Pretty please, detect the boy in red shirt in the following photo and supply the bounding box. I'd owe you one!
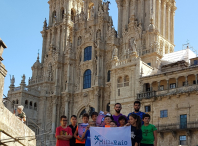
[55,115,73,146]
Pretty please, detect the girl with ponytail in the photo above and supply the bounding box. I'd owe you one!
[126,114,142,146]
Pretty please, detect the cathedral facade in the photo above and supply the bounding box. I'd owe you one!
[5,0,198,146]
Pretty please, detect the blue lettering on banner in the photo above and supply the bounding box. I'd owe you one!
[94,135,128,146]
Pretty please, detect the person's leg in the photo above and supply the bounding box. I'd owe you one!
[140,144,154,146]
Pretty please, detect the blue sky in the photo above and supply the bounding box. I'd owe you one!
[1,0,198,96]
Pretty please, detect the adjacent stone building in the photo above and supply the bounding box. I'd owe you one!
[0,39,36,146]
[4,0,198,145]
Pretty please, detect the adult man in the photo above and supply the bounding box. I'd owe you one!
[128,101,145,125]
[112,103,127,127]
[56,115,72,146]
[14,105,26,122]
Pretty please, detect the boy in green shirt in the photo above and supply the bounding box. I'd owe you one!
[140,114,157,146]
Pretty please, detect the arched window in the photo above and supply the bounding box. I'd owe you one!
[52,11,56,23]
[71,9,75,22]
[12,100,15,107]
[16,99,19,104]
[83,69,91,89]
[65,81,67,90]
[61,8,64,19]
[89,107,95,116]
[34,103,37,110]
[79,109,86,118]
[124,75,129,86]
[117,77,123,88]
[30,101,33,109]
[107,70,111,82]
[106,103,110,112]
[25,100,28,108]
[84,46,92,61]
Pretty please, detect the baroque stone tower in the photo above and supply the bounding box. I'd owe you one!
[116,0,176,68]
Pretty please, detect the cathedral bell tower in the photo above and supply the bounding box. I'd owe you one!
[116,0,177,68]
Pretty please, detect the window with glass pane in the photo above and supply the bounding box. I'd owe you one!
[160,85,164,90]
[180,115,187,129]
[179,136,187,145]
[145,106,151,112]
[84,46,92,61]
[170,83,176,89]
[83,69,91,89]
[107,70,111,82]
[147,63,151,66]
[160,110,168,118]
[194,60,198,65]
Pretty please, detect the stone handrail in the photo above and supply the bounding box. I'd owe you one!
[0,104,36,146]
[14,86,21,91]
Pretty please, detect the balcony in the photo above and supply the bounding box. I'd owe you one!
[137,91,157,99]
[156,121,198,132]
[137,84,198,100]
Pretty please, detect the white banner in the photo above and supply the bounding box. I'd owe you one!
[90,126,131,146]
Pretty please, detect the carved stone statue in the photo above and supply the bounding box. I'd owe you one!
[112,47,118,59]
[11,75,15,85]
[104,1,110,12]
[43,18,47,30]
[22,74,26,83]
[96,30,101,40]
[91,7,94,18]
[129,38,137,53]
[78,36,82,46]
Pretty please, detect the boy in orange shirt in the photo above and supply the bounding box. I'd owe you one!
[74,113,89,146]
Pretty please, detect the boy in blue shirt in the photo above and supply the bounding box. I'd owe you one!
[80,121,96,146]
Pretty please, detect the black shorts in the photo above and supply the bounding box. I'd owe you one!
[140,144,154,146]
[75,144,85,146]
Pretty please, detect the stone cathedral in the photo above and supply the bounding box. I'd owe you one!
[4,0,198,145]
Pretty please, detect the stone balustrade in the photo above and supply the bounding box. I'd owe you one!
[155,121,198,132]
[137,84,198,100]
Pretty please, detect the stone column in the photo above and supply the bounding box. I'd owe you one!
[65,96,69,118]
[158,81,160,91]
[156,0,161,32]
[150,83,152,92]
[161,0,166,37]
[41,32,47,63]
[49,5,53,26]
[171,7,176,44]
[176,78,178,88]
[185,76,188,86]
[167,80,169,90]
[51,28,56,46]
[55,68,59,95]
[52,98,57,134]
[56,26,61,51]
[117,0,123,37]
[166,3,171,41]
[125,0,130,27]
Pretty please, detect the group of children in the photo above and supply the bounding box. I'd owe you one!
[55,102,157,146]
